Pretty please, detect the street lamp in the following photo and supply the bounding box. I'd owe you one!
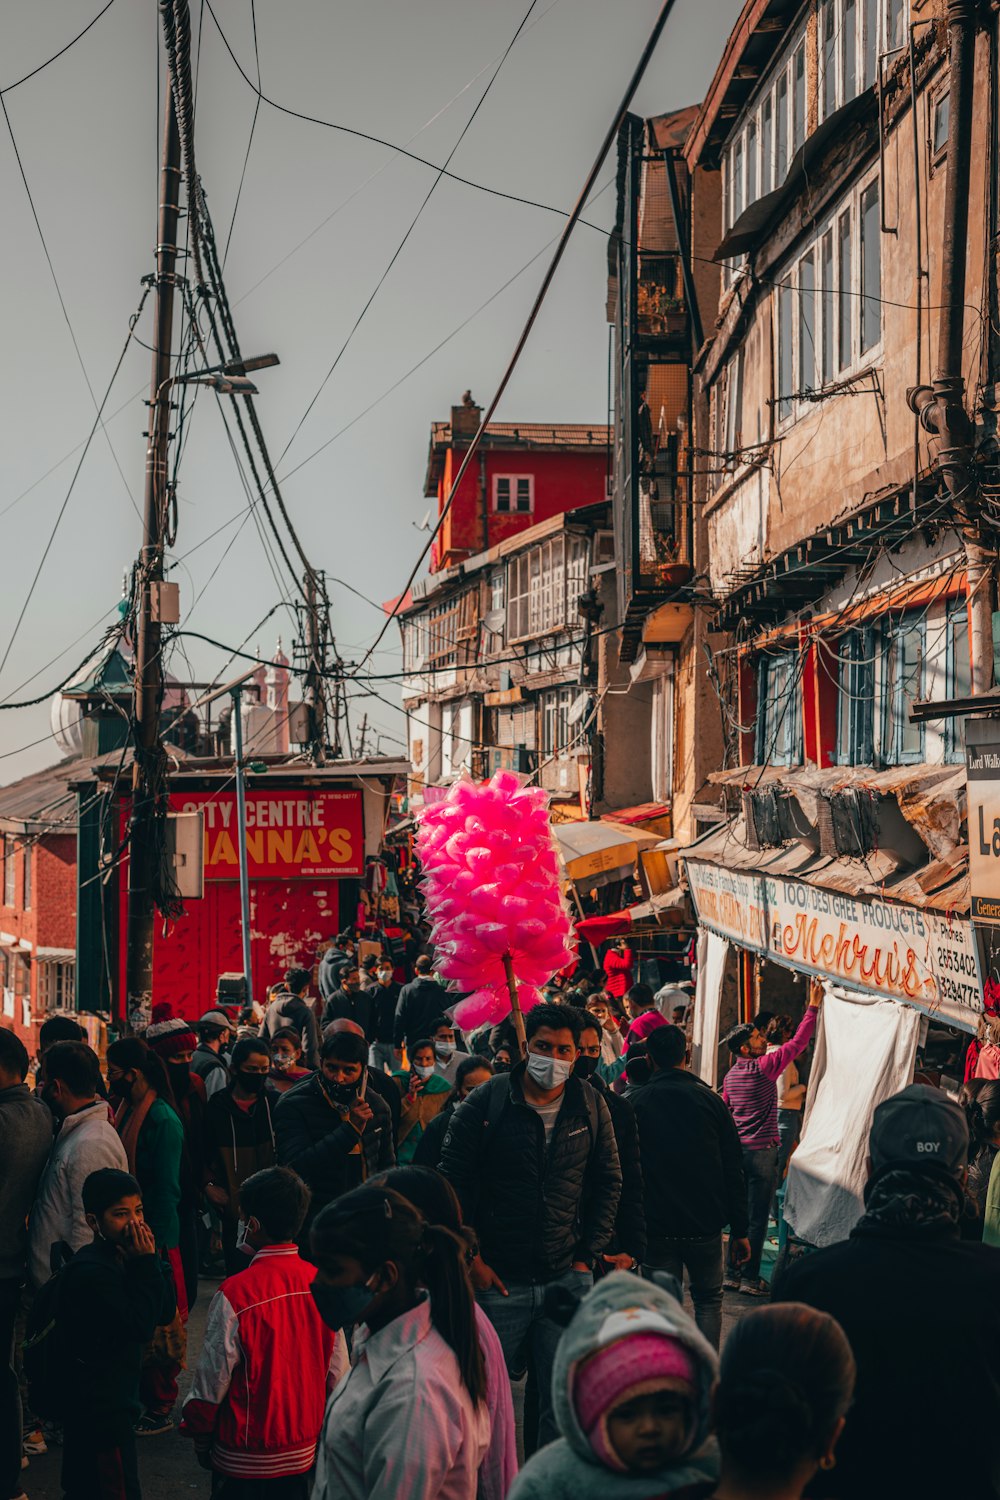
[156,352,280,405]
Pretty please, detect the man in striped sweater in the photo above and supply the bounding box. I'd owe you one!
[721,989,821,1296]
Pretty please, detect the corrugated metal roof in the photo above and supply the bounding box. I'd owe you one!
[0,754,97,829]
[429,421,611,448]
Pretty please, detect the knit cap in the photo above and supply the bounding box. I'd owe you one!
[146,1012,198,1059]
[574,1329,697,1472]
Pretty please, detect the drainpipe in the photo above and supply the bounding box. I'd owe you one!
[906,0,992,690]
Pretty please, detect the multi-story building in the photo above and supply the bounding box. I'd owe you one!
[605,104,725,844]
[675,0,996,1235]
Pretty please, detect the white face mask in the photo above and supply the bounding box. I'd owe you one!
[434,1043,455,1061]
[414,1063,435,1080]
[526,1052,573,1090]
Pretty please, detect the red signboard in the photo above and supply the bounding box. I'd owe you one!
[171,789,364,880]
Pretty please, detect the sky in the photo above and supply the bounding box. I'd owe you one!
[0,0,738,782]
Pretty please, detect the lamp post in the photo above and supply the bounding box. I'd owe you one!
[231,682,254,1007]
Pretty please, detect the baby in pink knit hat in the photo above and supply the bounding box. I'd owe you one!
[507,1272,719,1500]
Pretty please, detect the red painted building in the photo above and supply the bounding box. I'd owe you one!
[75,756,406,1026]
[425,394,611,571]
[0,756,84,1051]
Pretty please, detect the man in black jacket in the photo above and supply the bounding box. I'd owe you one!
[317,933,355,1005]
[259,967,320,1068]
[274,1030,394,1237]
[440,1002,621,1449]
[632,1024,749,1348]
[773,1084,1000,1500]
[58,1168,175,1499]
[321,966,374,1040]
[366,958,401,1073]
[575,1018,646,1271]
[392,956,451,1052]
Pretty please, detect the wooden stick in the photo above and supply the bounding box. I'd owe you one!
[503,952,527,1059]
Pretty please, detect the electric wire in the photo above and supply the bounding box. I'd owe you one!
[276,0,543,468]
[0,0,117,94]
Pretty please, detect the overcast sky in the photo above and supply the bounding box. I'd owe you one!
[0,0,737,780]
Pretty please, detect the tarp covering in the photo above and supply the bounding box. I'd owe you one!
[691,929,728,1088]
[783,983,922,1248]
[554,819,662,885]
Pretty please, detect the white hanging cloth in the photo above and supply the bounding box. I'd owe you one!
[783,982,922,1249]
[691,929,728,1088]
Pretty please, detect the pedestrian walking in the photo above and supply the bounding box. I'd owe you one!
[274,1030,394,1236]
[259,968,321,1070]
[317,933,356,1006]
[268,1027,314,1095]
[203,1039,278,1275]
[0,1027,52,1490]
[721,991,819,1295]
[506,1272,719,1500]
[439,1002,622,1449]
[764,1015,806,1210]
[55,1168,175,1500]
[393,956,451,1053]
[427,1016,470,1087]
[632,1026,749,1348]
[323,1018,401,1140]
[412,1056,494,1169]
[371,1164,518,1500]
[602,940,634,1001]
[322,966,374,1040]
[392,1041,452,1163]
[584,994,623,1067]
[622,986,667,1053]
[365,959,401,1074]
[310,1183,490,1500]
[964,1080,1000,1240]
[773,1083,1000,1499]
[574,1019,646,1273]
[106,1038,186,1434]
[28,1042,128,1289]
[191,1011,233,1100]
[144,1015,207,1311]
[709,1303,854,1500]
[181,1167,336,1496]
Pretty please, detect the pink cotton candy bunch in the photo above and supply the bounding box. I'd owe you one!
[416,770,576,1031]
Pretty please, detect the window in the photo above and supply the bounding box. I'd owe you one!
[836,628,876,765]
[774,177,881,425]
[761,95,773,196]
[860,182,881,353]
[886,0,905,54]
[932,92,950,161]
[775,72,789,184]
[733,135,744,225]
[746,120,757,205]
[2,838,13,908]
[725,349,744,461]
[778,279,794,421]
[945,606,971,762]
[403,618,427,674]
[22,846,31,911]
[863,0,879,87]
[540,686,574,759]
[798,250,816,393]
[885,618,925,762]
[822,0,891,117]
[39,960,75,1011]
[843,0,857,101]
[507,535,587,641]
[756,652,802,767]
[822,0,837,118]
[792,44,806,156]
[494,475,533,514]
[426,598,461,666]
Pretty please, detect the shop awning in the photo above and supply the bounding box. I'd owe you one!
[555,819,663,885]
[573,886,691,943]
[575,910,635,943]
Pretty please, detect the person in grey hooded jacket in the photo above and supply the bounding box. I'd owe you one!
[507,1272,719,1500]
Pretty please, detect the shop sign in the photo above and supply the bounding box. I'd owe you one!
[685,860,982,1031]
[171,790,364,879]
[967,725,1000,924]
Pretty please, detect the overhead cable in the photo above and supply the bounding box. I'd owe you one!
[0,0,117,94]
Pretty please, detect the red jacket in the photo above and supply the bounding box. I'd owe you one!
[602,946,635,999]
[181,1244,335,1477]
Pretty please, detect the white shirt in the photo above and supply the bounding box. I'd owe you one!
[313,1296,490,1500]
[28,1101,127,1287]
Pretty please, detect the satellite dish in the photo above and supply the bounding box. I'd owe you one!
[483,610,505,635]
[567,693,590,726]
[412,509,432,532]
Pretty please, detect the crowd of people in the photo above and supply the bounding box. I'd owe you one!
[2,933,1000,1500]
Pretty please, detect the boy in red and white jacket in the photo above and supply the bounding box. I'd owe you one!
[181,1167,341,1497]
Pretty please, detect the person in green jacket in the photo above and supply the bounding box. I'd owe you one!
[107,1038,186,1435]
[966,1082,1000,1246]
[392,1040,451,1163]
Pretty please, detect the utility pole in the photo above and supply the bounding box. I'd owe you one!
[357,714,369,758]
[124,71,182,1030]
[303,568,328,763]
[231,683,254,1004]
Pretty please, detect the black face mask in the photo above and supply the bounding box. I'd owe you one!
[41,1084,63,1119]
[237,1073,267,1097]
[574,1055,600,1080]
[167,1062,190,1096]
[108,1076,133,1104]
[493,1061,511,1074]
[323,1076,360,1108]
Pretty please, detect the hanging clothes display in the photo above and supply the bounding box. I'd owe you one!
[783,982,922,1249]
[691,929,728,1088]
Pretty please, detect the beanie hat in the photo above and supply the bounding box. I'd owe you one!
[574,1332,697,1472]
[146,1015,198,1059]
